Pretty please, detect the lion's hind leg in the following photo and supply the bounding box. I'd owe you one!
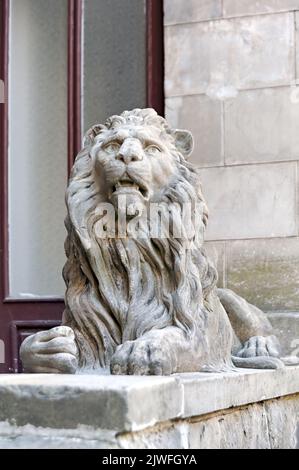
[232,336,299,369]
[232,335,284,369]
[217,288,285,369]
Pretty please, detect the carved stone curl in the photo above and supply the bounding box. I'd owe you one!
[20,109,297,374]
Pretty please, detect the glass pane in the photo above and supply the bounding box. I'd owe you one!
[9,0,68,298]
[82,0,146,131]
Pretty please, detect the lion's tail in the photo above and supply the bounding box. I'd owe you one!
[231,355,285,369]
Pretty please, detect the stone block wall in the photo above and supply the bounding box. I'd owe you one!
[164,1,299,323]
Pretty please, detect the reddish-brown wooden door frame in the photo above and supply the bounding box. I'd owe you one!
[0,0,82,373]
[146,0,164,116]
[0,0,164,373]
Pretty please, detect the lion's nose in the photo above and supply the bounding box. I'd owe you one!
[117,150,143,165]
[117,140,143,164]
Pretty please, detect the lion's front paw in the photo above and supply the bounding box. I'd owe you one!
[110,338,175,376]
[20,326,79,374]
[236,335,280,359]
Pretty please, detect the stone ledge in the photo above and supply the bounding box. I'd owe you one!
[0,374,182,432]
[0,367,298,434]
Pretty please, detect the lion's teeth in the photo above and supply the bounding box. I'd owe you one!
[114,182,139,190]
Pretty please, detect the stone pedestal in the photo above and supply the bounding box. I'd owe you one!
[0,367,298,449]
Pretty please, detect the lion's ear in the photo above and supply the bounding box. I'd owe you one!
[82,124,104,148]
[173,129,194,158]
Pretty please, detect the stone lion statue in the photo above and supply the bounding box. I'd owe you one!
[20,108,295,374]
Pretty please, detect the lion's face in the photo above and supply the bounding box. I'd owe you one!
[90,124,180,209]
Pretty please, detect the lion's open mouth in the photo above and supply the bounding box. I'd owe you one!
[111,177,149,199]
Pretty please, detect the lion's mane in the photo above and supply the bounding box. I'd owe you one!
[62,109,218,369]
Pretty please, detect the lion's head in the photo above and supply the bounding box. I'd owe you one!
[86,108,194,207]
[62,109,217,369]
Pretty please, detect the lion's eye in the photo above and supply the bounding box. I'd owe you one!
[145,145,161,155]
[104,142,120,153]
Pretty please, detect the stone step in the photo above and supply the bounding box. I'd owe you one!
[0,367,298,448]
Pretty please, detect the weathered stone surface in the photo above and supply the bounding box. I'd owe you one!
[0,371,298,448]
[226,238,299,312]
[166,95,223,167]
[21,109,236,376]
[268,312,299,356]
[1,396,297,449]
[264,396,299,449]
[1,369,299,429]
[177,367,299,418]
[21,108,288,377]
[189,396,299,449]
[0,374,183,432]
[127,397,286,450]
[164,0,222,25]
[189,402,271,449]
[118,422,188,449]
[223,0,299,17]
[0,422,119,449]
[165,13,294,97]
[200,163,297,240]
[225,87,299,164]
